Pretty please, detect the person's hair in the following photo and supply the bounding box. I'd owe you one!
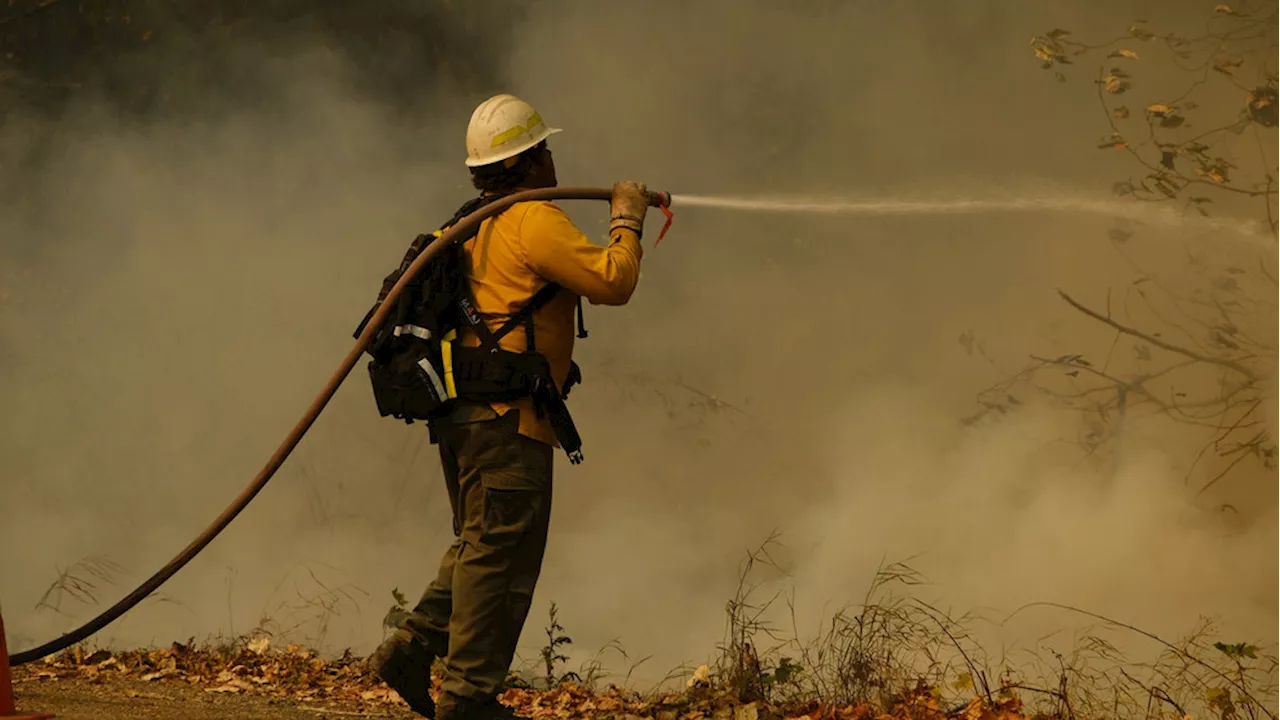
[469,141,545,193]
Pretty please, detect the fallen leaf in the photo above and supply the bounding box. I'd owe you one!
[1214,4,1236,14]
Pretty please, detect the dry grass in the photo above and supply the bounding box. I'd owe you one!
[21,542,1276,720]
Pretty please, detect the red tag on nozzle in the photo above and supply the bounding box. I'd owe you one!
[655,203,674,246]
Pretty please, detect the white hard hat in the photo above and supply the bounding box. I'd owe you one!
[464,93,562,168]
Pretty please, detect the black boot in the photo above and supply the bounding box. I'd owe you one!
[368,629,438,717]
[436,694,523,720]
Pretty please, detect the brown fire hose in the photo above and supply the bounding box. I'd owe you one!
[8,186,673,666]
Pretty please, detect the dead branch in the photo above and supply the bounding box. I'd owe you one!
[1057,290,1257,379]
[1007,601,1277,720]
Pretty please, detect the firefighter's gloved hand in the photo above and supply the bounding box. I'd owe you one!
[610,181,648,237]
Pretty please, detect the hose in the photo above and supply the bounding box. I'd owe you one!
[8,185,672,666]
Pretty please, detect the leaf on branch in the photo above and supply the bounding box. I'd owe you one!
[1213,642,1259,659]
[1248,84,1278,127]
[1213,4,1237,15]
[1160,150,1176,169]
[1113,106,1130,119]
[1179,141,1210,158]
[1146,173,1183,198]
[1198,165,1230,183]
[1054,354,1092,368]
[1129,26,1156,41]
[1108,49,1139,60]
[1045,28,1071,39]
[1213,57,1244,76]
[1098,133,1127,149]
[1033,43,1073,69]
[1148,104,1188,129]
[1103,74,1131,94]
[1206,687,1232,711]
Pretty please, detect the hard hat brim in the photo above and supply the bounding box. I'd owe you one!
[465,126,562,168]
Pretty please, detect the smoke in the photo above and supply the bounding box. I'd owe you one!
[1,0,1275,690]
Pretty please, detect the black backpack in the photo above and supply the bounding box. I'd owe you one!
[353,195,588,462]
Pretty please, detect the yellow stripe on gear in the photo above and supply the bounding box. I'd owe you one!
[441,329,458,399]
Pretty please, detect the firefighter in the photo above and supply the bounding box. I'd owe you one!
[368,93,650,720]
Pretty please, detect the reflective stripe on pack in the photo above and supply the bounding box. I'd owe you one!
[393,324,432,340]
[416,357,446,401]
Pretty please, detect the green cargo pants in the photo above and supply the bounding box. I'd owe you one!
[400,404,553,716]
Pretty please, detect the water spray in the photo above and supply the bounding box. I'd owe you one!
[669,192,1276,251]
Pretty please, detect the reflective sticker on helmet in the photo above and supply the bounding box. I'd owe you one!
[489,112,544,149]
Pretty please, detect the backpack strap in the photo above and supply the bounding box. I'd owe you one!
[457,281,563,353]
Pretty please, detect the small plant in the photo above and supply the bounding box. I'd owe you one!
[715,532,788,704]
[540,602,582,688]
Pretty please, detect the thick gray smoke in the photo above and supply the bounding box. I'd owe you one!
[1,0,1274,688]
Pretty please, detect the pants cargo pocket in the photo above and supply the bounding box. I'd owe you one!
[480,484,540,547]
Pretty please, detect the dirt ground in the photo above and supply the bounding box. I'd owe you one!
[12,675,421,720]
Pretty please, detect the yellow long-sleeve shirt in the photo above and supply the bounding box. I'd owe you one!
[453,199,643,446]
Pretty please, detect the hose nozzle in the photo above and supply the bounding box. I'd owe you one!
[646,190,671,208]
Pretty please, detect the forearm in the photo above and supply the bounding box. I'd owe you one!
[587,227,643,305]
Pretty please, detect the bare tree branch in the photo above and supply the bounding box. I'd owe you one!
[1056,290,1258,379]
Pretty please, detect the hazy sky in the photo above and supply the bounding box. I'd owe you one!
[1,0,1275,690]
